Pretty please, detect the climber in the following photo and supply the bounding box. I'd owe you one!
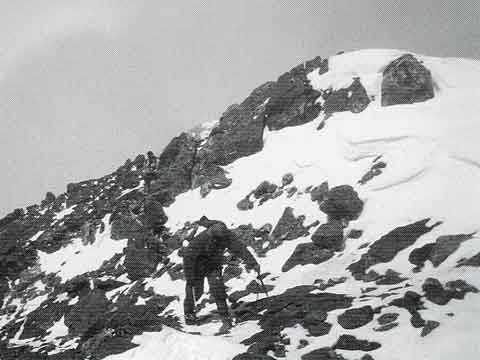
[182,217,260,333]
[81,221,96,245]
[143,151,158,194]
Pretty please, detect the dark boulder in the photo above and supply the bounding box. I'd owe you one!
[311,221,344,252]
[304,322,332,337]
[409,243,436,268]
[334,334,381,352]
[319,185,363,221]
[337,306,374,329]
[237,197,254,211]
[281,173,294,187]
[381,54,434,106]
[422,278,451,305]
[282,244,333,272]
[253,181,278,199]
[272,207,309,241]
[323,77,370,117]
[377,312,399,325]
[246,280,275,294]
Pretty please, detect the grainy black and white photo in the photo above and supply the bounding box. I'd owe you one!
[0,1,479,359]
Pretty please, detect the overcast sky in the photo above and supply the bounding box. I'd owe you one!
[0,0,479,216]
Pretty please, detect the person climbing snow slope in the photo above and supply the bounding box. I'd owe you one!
[143,151,158,194]
[182,218,260,334]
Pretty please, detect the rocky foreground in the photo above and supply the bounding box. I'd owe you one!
[1,49,480,360]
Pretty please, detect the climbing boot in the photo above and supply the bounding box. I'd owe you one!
[184,313,197,325]
[216,316,233,335]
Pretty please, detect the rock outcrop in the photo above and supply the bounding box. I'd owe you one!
[319,185,363,221]
[323,77,371,117]
[381,54,434,106]
[265,57,328,130]
[349,219,441,278]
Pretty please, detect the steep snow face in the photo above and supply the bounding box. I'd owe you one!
[162,50,480,359]
[2,49,480,360]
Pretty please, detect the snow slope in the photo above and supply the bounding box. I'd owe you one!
[151,49,480,359]
[2,49,480,360]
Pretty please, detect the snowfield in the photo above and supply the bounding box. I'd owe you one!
[2,49,480,360]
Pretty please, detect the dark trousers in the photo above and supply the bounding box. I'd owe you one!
[184,269,228,316]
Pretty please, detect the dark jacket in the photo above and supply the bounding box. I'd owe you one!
[183,227,258,283]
